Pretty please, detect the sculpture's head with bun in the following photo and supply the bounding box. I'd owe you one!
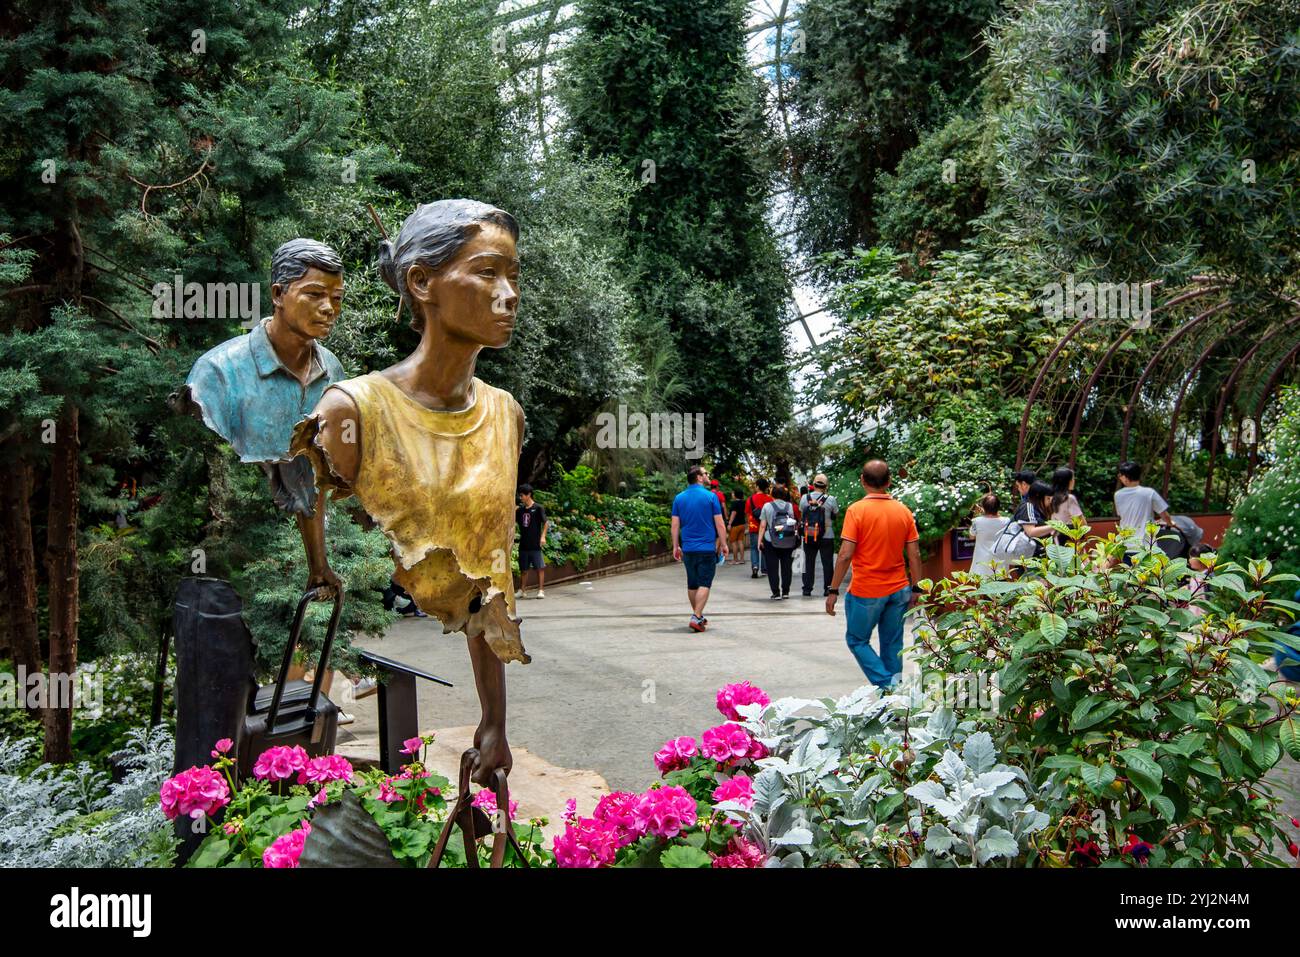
[377,199,520,349]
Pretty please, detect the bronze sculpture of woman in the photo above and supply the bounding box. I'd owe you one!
[292,200,526,787]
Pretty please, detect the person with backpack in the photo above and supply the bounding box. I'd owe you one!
[757,484,799,599]
[744,477,774,578]
[798,473,839,596]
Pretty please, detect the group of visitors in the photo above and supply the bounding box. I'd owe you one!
[730,473,840,601]
[670,460,922,691]
[969,460,1203,577]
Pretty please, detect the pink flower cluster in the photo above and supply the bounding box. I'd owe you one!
[716,681,770,721]
[712,836,765,868]
[701,723,766,765]
[551,816,623,868]
[633,786,698,839]
[252,745,309,782]
[298,754,354,787]
[377,767,441,812]
[551,787,698,867]
[712,774,754,812]
[471,788,520,820]
[653,735,699,775]
[210,738,233,759]
[159,765,230,821]
[263,821,312,868]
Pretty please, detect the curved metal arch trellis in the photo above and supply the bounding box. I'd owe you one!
[1016,278,1300,507]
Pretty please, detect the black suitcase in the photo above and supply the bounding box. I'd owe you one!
[238,586,343,779]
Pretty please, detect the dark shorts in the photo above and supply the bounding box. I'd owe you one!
[519,549,545,571]
[683,550,717,590]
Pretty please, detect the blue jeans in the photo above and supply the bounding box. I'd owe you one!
[749,531,766,573]
[844,587,911,688]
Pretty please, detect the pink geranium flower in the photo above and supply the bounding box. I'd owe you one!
[712,836,766,868]
[701,723,759,764]
[297,754,354,786]
[471,788,520,820]
[400,737,423,756]
[562,799,578,825]
[592,791,644,846]
[716,681,770,721]
[552,817,621,868]
[211,738,233,758]
[252,745,309,782]
[263,821,312,869]
[653,735,699,775]
[712,773,754,813]
[633,786,698,840]
[377,768,441,812]
[159,765,230,821]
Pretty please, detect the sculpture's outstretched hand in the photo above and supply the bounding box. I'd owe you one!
[472,721,512,787]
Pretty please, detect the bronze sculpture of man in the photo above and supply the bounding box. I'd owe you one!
[292,200,526,787]
[176,239,346,592]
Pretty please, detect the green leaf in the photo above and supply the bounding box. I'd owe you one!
[187,835,232,868]
[1080,762,1116,794]
[1225,724,1252,752]
[1118,748,1164,802]
[1249,733,1281,771]
[1072,699,1126,731]
[660,844,712,868]
[1150,795,1176,822]
[1281,719,1300,760]
[1039,612,1068,644]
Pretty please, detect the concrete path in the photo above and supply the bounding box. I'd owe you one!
[335,558,879,809]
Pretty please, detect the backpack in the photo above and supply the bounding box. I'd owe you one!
[802,494,829,543]
[768,500,799,549]
[990,516,1038,561]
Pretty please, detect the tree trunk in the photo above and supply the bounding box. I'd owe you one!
[0,450,43,710]
[42,403,79,763]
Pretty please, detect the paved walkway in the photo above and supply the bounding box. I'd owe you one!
[337,558,882,797]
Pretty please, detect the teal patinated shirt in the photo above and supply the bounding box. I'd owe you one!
[185,318,345,464]
[182,319,345,514]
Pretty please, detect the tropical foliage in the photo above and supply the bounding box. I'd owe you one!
[915,524,1300,866]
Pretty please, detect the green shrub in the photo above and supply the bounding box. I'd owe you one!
[1220,386,1300,597]
[914,525,1300,866]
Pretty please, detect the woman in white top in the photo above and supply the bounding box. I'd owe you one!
[969,492,1007,577]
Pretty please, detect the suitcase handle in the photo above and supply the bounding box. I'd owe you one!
[264,587,343,735]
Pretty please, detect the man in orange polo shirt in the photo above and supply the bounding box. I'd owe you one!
[825,460,922,689]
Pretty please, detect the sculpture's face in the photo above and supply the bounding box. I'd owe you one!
[409,223,519,349]
[273,266,344,340]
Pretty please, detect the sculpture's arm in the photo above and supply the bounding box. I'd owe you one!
[469,633,510,786]
[294,387,361,597]
[467,398,526,784]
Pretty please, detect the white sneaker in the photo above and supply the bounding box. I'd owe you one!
[338,710,355,725]
[536,589,546,599]
[353,677,378,700]
[515,590,528,600]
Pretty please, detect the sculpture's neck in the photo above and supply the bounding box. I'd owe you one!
[265,314,316,386]
[395,324,481,411]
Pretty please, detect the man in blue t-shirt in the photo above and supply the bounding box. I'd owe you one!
[671,465,728,633]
